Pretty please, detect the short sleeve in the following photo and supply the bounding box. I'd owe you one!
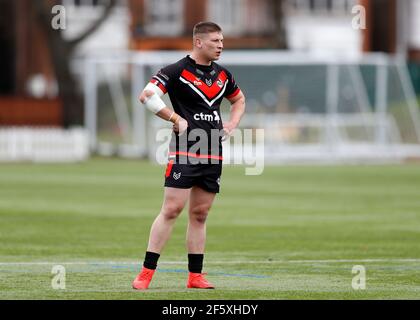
[223,69,241,99]
[149,63,179,94]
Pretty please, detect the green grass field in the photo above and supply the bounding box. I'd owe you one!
[1,158,420,299]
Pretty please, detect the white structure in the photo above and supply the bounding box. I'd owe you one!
[0,127,89,162]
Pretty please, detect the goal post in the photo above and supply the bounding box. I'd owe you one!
[80,50,420,164]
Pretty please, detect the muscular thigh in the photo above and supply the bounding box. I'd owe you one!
[161,187,190,213]
[188,186,217,214]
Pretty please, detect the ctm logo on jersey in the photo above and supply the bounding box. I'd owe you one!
[180,69,228,107]
[194,111,221,123]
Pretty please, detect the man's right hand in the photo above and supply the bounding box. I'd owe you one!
[173,117,188,135]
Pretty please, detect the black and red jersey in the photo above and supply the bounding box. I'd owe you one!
[149,55,240,163]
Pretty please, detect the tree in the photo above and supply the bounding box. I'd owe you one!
[270,0,288,49]
[32,0,117,127]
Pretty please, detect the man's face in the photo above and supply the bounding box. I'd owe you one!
[196,32,224,61]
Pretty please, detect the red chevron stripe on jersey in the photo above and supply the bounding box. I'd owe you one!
[180,69,228,100]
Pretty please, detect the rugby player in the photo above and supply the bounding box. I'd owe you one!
[132,22,246,290]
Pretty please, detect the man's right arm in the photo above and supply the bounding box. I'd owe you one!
[139,83,188,134]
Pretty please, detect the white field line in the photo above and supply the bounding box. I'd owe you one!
[1,258,420,266]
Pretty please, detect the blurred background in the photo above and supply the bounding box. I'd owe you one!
[1,0,420,164]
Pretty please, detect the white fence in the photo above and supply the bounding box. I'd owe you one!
[0,127,89,162]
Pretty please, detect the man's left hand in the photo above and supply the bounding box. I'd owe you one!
[222,121,236,141]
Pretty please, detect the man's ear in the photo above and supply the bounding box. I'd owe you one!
[195,37,202,49]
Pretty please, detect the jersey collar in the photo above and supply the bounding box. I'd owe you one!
[186,55,214,71]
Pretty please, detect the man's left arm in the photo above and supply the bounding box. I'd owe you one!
[223,90,246,137]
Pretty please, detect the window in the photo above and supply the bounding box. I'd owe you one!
[67,0,125,7]
[286,0,357,15]
[144,0,184,36]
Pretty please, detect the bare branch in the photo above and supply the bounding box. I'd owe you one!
[67,0,117,48]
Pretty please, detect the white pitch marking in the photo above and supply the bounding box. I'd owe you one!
[1,258,420,266]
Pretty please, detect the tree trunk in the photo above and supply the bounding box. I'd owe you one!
[270,0,288,49]
[49,41,83,127]
[32,0,116,128]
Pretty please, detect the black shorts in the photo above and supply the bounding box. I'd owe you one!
[164,160,223,193]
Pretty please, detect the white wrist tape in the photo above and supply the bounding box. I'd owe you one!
[144,82,164,97]
[142,83,166,114]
